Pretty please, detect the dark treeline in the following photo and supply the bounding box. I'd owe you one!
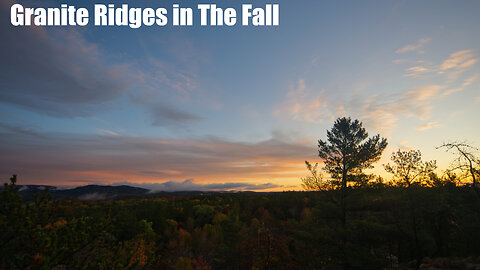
[1,175,480,269]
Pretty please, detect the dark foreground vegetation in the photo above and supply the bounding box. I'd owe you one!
[1,175,480,270]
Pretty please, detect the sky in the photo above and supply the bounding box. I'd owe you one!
[1,0,479,191]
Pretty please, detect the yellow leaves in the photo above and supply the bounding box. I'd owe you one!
[212,212,228,225]
[44,219,67,230]
[178,228,192,248]
[127,239,153,268]
[54,219,67,228]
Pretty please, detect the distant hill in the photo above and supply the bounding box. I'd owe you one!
[16,184,149,201]
[13,184,244,201]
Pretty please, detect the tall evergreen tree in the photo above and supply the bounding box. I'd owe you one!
[318,117,388,188]
[316,117,387,269]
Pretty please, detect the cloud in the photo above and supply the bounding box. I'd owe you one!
[356,63,478,130]
[139,170,182,176]
[275,77,445,134]
[96,129,120,136]
[0,2,136,117]
[0,122,42,138]
[416,121,440,131]
[440,74,478,97]
[78,193,108,200]
[355,96,399,133]
[111,179,282,192]
[396,37,431,54]
[0,1,202,127]
[439,50,479,80]
[402,50,479,81]
[276,49,477,134]
[396,140,415,151]
[127,36,212,126]
[0,125,315,186]
[441,87,463,97]
[404,66,433,78]
[440,50,478,71]
[135,56,199,100]
[150,104,201,126]
[462,73,478,87]
[403,85,443,103]
[393,59,409,64]
[274,79,334,123]
[128,86,202,127]
[356,85,444,132]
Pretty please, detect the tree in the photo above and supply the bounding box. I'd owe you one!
[384,149,437,187]
[315,117,387,269]
[301,161,332,191]
[318,117,388,188]
[384,149,437,268]
[437,142,480,197]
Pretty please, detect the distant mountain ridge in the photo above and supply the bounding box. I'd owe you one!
[15,184,149,201]
[11,184,244,201]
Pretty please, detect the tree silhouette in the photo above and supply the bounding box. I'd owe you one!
[384,149,436,187]
[316,117,387,269]
[438,142,480,197]
[318,117,388,188]
[301,161,332,191]
[384,149,437,267]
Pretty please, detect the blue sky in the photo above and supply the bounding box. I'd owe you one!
[1,0,479,190]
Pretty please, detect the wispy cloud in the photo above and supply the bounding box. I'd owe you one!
[273,79,334,123]
[440,50,478,71]
[416,121,440,131]
[404,66,433,78]
[441,87,463,97]
[138,57,199,99]
[440,74,479,97]
[0,122,42,138]
[356,85,444,132]
[96,129,120,136]
[396,37,431,54]
[462,73,478,87]
[402,50,479,81]
[275,77,446,134]
[403,85,443,103]
[439,50,479,80]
